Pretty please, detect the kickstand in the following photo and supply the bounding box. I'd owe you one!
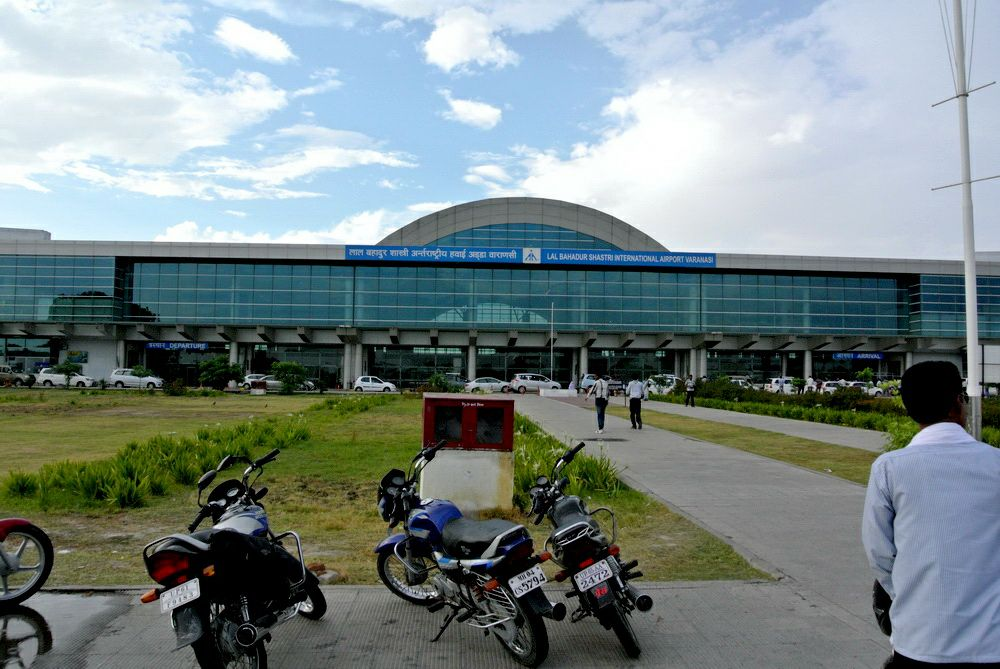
[430,607,460,643]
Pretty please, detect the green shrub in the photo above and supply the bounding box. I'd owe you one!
[419,373,462,394]
[4,471,38,497]
[271,361,307,394]
[164,379,188,396]
[105,474,148,509]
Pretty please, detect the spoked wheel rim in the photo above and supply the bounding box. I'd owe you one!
[0,532,48,603]
[484,586,547,667]
[377,552,438,603]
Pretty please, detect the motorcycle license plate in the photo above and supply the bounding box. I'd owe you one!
[508,565,546,598]
[573,559,613,590]
[159,578,200,614]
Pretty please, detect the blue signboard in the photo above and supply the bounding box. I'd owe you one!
[145,342,210,351]
[832,352,884,361]
[345,245,716,268]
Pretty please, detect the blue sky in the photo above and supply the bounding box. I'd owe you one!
[1,0,998,258]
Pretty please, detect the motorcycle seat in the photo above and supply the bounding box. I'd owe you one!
[442,518,525,559]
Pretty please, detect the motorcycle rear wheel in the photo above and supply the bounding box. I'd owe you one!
[376,550,438,605]
[603,601,640,658]
[0,524,54,609]
[490,587,548,668]
[297,573,327,620]
[191,605,268,669]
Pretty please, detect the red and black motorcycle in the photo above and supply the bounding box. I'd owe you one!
[0,519,54,609]
[528,443,652,658]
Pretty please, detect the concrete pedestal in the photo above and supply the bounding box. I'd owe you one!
[419,449,514,514]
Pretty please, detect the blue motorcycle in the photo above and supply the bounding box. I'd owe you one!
[375,441,565,668]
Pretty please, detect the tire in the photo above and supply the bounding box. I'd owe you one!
[0,524,54,609]
[191,604,268,669]
[551,385,558,390]
[354,386,363,392]
[603,602,641,658]
[382,387,391,392]
[114,381,125,388]
[297,574,327,620]
[376,550,438,605]
[42,380,53,387]
[146,382,156,389]
[0,605,54,663]
[491,587,548,668]
[13,379,22,387]
[518,386,526,394]
[76,381,86,388]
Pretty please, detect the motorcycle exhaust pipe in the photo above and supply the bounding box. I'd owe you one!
[235,612,278,648]
[634,593,653,612]
[548,601,567,622]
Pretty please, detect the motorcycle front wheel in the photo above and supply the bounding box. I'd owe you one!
[601,601,640,658]
[191,604,268,669]
[376,550,438,605]
[489,587,548,668]
[297,573,327,620]
[0,524,54,609]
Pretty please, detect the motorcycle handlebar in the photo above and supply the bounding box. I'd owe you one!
[255,449,280,467]
[188,505,211,532]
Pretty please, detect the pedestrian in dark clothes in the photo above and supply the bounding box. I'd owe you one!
[684,374,696,407]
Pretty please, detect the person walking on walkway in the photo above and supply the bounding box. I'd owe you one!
[586,374,610,434]
[625,374,647,429]
[862,360,1000,668]
[684,374,696,407]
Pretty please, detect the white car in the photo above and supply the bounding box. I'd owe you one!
[509,373,561,394]
[765,377,795,394]
[354,376,397,392]
[36,367,96,387]
[465,377,509,393]
[109,368,164,389]
[820,380,849,394]
[242,373,267,389]
[646,374,678,394]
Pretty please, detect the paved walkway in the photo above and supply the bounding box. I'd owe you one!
[559,395,888,452]
[515,395,888,657]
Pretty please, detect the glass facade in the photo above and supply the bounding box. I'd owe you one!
[429,223,618,249]
[0,255,121,322]
[909,275,1000,337]
[1,254,999,340]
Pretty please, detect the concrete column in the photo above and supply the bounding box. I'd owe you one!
[904,351,913,372]
[698,349,708,378]
[116,340,126,368]
[688,348,697,378]
[229,343,239,365]
[353,343,364,380]
[342,344,352,388]
[579,346,589,379]
[674,352,682,377]
[780,353,788,377]
[467,346,477,380]
[803,350,813,380]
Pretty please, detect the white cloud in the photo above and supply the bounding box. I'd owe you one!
[423,7,519,72]
[768,113,813,146]
[0,2,288,192]
[439,89,502,129]
[224,209,248,217]
[378,178,401,189]
[214,16,296,63]
[291,67,341,98]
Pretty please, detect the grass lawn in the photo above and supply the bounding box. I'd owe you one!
[608,405,877,485]
[1,391,768,586]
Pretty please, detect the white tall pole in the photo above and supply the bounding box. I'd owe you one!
[953,0,982,438]
[549,302,554,379]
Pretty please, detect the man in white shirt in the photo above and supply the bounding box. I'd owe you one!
[862,361,1000,667]
[625,375,647,429]
[585,374,609,434]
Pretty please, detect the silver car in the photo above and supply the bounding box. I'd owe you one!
[509,373,561,394]
[464,376,509,393]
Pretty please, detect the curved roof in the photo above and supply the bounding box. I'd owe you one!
[377,197,667,251]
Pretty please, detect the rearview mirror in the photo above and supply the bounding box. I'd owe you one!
[535,476,549,486]
[217,455,235,471]
[197,470,217,492]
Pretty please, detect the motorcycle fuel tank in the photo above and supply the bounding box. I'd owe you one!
[408,498,462,546]
[215,504,269,537]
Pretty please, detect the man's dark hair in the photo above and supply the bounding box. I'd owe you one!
[900,361,963,424]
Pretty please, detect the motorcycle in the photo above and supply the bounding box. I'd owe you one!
[0,519,53,610]
[140,449,326,668]
[528,442,652,658]
[374,440,566,668]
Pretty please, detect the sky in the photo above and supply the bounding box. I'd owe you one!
[1,0,998,259]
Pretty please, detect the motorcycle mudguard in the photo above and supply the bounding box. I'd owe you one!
[586,581,617,610]
[0,518,33,541]
[517,587,565,621]
[171,604,205,649]
[374,533,406,555]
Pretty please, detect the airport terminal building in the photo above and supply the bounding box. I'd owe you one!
[2,197,1000,388]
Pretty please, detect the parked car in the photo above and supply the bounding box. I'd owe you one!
[509,373,561,394]
[353,375,397,392]
[108,368,163,389]
[443,372,468,387]
[241,373,267,389]
[646,374,678,394]
[820,380,849,394]
[764,377,795,394]
[36,367,96,387]
[0,365,36,387]
[730,378,753,390]
[580,373,600,391]
[464,376,509,393]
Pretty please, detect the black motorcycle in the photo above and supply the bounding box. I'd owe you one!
[529,442,652,658]
[140,449,326,668]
